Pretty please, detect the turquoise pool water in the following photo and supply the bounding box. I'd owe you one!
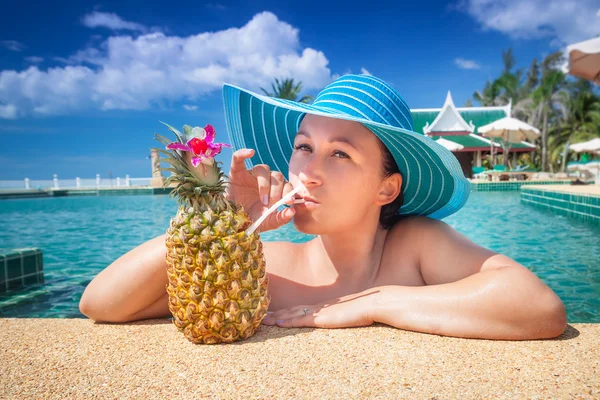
[1,192,599,322]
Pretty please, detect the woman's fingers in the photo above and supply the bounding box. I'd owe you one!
[269,171,286,205]
[228,149,296,232]
[251,164,271,206]
[262,305,307,325]
[229,149,254,176]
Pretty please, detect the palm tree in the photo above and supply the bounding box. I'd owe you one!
[473,49,525,107]
[473,80,503,106]
[260,78,313,103]
[495,49,525,105]
[471,49,600,172]
[533,70,569,171]
[513,52,569,171]
[548,79,600,171]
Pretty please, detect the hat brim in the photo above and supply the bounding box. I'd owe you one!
[222,83,470,219]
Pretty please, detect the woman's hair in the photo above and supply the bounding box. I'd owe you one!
[377,140,404,230]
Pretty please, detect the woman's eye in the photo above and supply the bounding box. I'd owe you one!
[333,150,350,159]
[293,144,349,159]
[293,144,311,151]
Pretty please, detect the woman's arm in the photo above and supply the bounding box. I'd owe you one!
[371,263,567,340]
[264,263,566,340]
[371,218,567,340]
[79,234,171,323]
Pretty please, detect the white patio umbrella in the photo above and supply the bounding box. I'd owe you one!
[435,137,464,152]
[478,117,541,167]
[563,37,600,85]
[569,138,600,154]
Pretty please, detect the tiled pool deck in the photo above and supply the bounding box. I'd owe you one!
[0,319,598,398]
[521,185,600,225]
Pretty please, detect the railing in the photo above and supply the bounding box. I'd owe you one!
[0,175,153,190]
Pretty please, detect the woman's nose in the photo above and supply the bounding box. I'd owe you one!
[297,155,323,188]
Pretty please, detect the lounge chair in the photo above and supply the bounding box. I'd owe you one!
[512,164,529,172]
[471,166,487,180]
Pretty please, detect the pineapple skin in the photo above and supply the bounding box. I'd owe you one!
[165,197,270,344]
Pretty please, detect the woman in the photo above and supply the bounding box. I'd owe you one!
[80,74,566,340]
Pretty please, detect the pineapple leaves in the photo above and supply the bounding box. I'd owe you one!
[153,133,172,146]
[183,125,193,138]
[159,121,186,144]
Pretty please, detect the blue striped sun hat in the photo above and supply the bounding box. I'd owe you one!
[222,74,470,219]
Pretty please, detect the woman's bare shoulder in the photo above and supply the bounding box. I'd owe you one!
[386,216,450,243]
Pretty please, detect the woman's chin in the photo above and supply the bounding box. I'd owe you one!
[292,217,322,235]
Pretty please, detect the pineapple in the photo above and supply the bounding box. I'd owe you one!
[154,123,269,344]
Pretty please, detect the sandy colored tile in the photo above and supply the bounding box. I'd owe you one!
[525,184,600,196]
[1,319,598,399]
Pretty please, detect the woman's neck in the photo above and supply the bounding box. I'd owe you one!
[309,219,388,290]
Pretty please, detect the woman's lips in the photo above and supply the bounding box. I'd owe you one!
[295,196,320,210]
[295,194,318,203]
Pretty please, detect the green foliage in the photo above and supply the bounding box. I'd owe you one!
[260,78,313,103]
[470,49,600,172]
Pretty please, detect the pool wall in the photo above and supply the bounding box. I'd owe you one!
[0,187,172,200]
[521,186,600,225]
[471,180,572,192]
[0,248,44,293]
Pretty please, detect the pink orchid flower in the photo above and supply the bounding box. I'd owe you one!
[166,125,231,167]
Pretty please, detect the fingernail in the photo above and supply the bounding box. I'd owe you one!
[262,195,269,205]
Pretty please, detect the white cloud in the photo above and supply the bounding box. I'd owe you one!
[454,57,481,70]
[25,56,44,64]
[0,11,333,119]
[360,67,371,75]
[82,11,148,32]
[183,104,198,111]
[1,40,26,52]
[459,0,600,45]
[0,104,17,119]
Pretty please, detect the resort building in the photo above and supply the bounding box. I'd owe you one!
[411,92,536,178]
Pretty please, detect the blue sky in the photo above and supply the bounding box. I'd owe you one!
[1,0,599,180]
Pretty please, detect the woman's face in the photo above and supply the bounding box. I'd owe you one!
[288,114,393,235]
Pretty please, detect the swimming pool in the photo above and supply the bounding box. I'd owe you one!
[1,192,599,321]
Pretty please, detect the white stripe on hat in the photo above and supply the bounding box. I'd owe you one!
[311,99,371,120]
[364,126,414,206]
[315,90,391,125]
[284,109,294,151]
[273,106,290,169]
[373,127,426,212]
[261,101,285,173]
[332,77,413,129]
[249,96,266,165]
[295,112,303,133]
[323,83,404,127]
[396,132,444,214]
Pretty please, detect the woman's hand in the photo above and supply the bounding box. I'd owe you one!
[225,148,296,233]
[261,290,380,329]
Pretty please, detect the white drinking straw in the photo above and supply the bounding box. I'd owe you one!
[245,183,305,236]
